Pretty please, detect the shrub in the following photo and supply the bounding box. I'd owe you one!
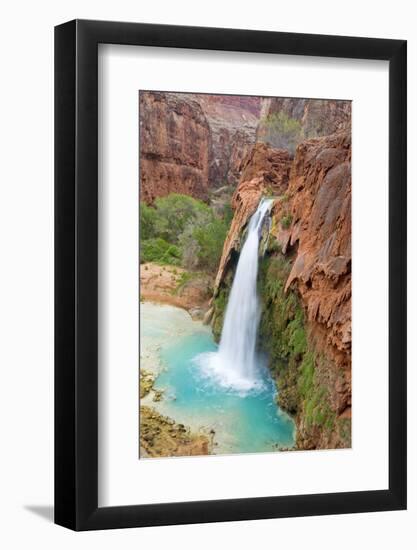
[280,213,293,229]
[259,112,302,153]
[140,202,158,240]
[140,193,231,273]
[140,238,181,265]
[192,217,229,271]
[152,193,212,244]
[175,199,230,272]
[174,271,194,294]
[222,203,234,226]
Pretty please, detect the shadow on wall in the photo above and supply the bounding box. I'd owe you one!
[24,505,54,523]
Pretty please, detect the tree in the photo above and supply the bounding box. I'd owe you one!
[259,112,302,154]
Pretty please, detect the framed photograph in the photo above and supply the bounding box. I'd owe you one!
[55,20,407,530]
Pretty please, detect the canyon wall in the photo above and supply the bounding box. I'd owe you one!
[140,93,350,205]
[257,97,351,146]
[139,92,212,203]
[272,129,351,449]
[140,92,261,203]
[212,121,352,450]
[194,95,261,186]
[140,91,352,450]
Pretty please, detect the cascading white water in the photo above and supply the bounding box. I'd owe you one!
[196,198,273,393]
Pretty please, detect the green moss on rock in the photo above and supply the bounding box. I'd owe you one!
[212,286,229,342]
[258,252,338,447]
[336,417,352,448]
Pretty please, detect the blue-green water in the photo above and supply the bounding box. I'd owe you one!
[153,327,295,455]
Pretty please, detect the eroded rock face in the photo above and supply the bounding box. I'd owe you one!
[140,92,211,203]
[201,95,261,116]
[258,97,351,142]
[272,130,351,448]
[213,144,292,291]
[140,92,262,202]
[280,130,351,371]
[140,262,212,318]
[213,128,351,450]
[193,95,262,186]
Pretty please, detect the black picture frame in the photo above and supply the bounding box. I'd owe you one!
[55,19,407,531]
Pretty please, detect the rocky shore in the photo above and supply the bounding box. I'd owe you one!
[139,304,215,458]
[140,405,211,458]
[140,262,212,320]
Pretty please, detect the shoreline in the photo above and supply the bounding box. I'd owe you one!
[140,301,217,457]
[140,262,213,320]
[139,405,213,458]
[140,301,297,457]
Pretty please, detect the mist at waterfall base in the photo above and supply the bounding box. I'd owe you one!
[155,329,295,454]
[145,199,295,454]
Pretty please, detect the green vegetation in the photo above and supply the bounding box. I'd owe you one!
[147,194,211,244]
[258,255,306,366]
[337,417,352,447]
[298,352,335,431]
[258,253,336,437]
[211,287,229,342]
[173,271,196,295]
[140,202,158,240]
[280,213,293,229]
[192,217,230,270]
[259,112,302,154]
[180,214,229,271]
[298,352,315,399]
[222,203,234,226]
[140,193,231,273]
[140,238,181,266]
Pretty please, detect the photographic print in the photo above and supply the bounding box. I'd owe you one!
[139,91,351,458]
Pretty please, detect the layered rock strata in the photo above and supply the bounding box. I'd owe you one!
[194,95,261,186]
[258,97,351,142]
[140,92,211,203]
[140,92,262,204]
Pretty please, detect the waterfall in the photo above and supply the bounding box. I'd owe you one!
[196,198,273,393]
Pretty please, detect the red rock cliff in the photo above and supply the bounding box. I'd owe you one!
[140,92,262,202]
[195,95,261,186]
[140,92,211,203]
[258,97,351,142]
[213,126,352,449]
[274,130,351,448]
[283,131,351,373]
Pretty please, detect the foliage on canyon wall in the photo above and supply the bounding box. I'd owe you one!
[258,112,302,154]
[211,286,229,342]
[258,252,348,448]
[257,97,351,148]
